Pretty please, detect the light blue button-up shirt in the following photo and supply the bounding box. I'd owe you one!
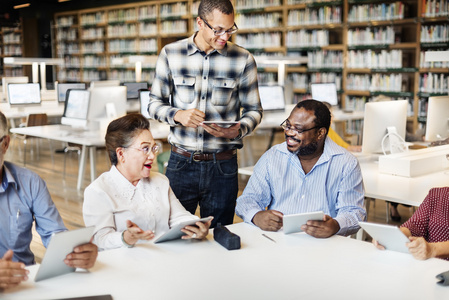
[236,137,366,236]
[0,161,66,265]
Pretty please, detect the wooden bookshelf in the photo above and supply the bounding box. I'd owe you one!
[1,20,25,79]
[53,0,449,135]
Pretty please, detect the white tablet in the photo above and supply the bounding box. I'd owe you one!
[35,226,95,282]
[359,221,410,253]
[153,216,213,243]
[283,211,324,234]
[202,121,238,128]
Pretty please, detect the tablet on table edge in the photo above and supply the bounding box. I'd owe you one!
[153,216,213,243]
[282,211,325,234]
[359,221,410,253]
[34,226,95,282]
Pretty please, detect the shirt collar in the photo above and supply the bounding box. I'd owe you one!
[110,165,138,203]
[187,33,228,57]
[1,163,16,192]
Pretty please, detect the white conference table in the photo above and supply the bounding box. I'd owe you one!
[3,222,449,300]
[9,121,170,190]
[238,155,449,207]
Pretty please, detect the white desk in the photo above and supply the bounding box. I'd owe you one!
[1,100,65,127]
[238,156,449,207]
[9,121,170,190]
[3,223,449,300]
[359,155,449,207]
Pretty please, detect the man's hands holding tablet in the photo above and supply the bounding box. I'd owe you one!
[300,214,340,238]
[201,121,240,139]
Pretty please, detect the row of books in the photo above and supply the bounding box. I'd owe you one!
[344,119,364,135]
[258,73,277,85]
[286,30,329,47]
[160,20,188,34]
[160,3,187,18]
[3,32,21,43]
[107,24,138,38]
[110,70,155,83]
[107,39,157,53]
[347,26,395,46]
[235,0,281,10]
[56,29,78,41]
[421,0,449,17]
[348,2,405,22]
[3,45,22,56]
[419,73,449,93]
[138,6,158,20]
[3,68,24,77]
[346,73,404,92]
[235,13,283,29]
[235,33,282,48]
[63,56,81,67]
[55,16,75,27]
[81,42,105,54]
[57,42,79,54]
[307,50,343,68]
[345,96,370,112]
[288,72,342,89]
[58,70,82,82]
[80,12,106,26]
[287,7,342,26]
[81,28,104,40]
[347,49,403,69]
[421,24,449,43]
[108,9,137,23]
[83,56,107,68]
[140,23,158,36]
[420,50,449,68]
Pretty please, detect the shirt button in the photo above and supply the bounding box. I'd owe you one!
[205,57,208,60]
[199,134,203,137]
[224,83,227,86]
[203,76,206,80]
[202,97,205,100]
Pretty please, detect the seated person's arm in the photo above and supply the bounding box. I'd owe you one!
[0,250,29,291]
[252,210,283,231]
[400,226,449,260]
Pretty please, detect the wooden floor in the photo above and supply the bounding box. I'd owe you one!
[5,131,414,263]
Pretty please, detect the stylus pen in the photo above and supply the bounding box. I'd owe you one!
[262,233,276,243]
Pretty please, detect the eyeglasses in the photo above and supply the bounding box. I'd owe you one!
[125,144,160,156]
[201,18,238,36]
[280,120,320,135]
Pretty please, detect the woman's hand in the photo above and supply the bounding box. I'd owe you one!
[181,217,213,240]
[407,236,435,260]
[123,220,155,246]
[372,239,386,250]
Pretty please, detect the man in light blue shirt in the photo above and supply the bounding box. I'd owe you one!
[236,100,366,237]
[0,111,97,291]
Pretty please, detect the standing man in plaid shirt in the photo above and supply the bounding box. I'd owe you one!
[148,0,262,227]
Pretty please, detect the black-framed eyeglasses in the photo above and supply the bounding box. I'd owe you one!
[201,18,238,36]
[280,120,320,135]
[124,144,160,156]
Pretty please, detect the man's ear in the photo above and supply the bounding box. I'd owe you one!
[317,128,327,140]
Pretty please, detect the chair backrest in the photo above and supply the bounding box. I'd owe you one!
[27,114,48,127]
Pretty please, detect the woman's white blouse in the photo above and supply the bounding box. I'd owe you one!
[83,166,197,250]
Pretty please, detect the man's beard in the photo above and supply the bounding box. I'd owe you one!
[286,134,318,156]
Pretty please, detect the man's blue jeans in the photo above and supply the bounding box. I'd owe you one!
[165,151,238,228]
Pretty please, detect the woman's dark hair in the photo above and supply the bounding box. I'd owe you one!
[198,0,234,20]
[105,113,150,165]
[295,99,331,135]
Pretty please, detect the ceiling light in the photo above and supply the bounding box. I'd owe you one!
[14,3,30,9]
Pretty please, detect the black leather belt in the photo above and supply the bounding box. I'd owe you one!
[172,146,236,161]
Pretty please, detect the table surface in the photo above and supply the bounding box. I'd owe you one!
[3,223,449,300]
[239,155,449,207]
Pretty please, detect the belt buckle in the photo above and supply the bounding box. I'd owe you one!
[192,151,202,162]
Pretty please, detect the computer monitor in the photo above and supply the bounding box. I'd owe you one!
[258,85,286,111]
[88,86,127,121]
[7,83,41,106]
[123,82,149,100]
[61,89,90,128]
[57,83,87,103]
[310,83,338,106]
[362,100,408,154]
[2,76,29,102]
[139,89,151,118]
[90,80,120,88]
[425,96,449,142]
